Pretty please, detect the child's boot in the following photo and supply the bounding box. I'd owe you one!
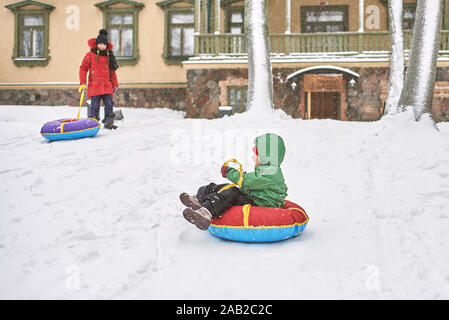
[104,114,117,130]
[179,193,201,210]
[183,206,212,230]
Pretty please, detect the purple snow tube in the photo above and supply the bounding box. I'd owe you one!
[40,118,101,141]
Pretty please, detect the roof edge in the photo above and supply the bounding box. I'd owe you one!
[5,0,55,10]
[94,0,144,9]
[286,65,360,80]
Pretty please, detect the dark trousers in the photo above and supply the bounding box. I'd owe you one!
[196,183,255,219]
[90,94,114,119]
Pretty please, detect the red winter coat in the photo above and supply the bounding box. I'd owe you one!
[79,38,119,98]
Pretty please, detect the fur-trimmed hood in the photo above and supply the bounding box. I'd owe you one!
[87,38,114,50]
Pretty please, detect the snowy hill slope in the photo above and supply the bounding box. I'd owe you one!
[1,105,449,299]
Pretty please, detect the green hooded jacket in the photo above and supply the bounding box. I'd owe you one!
[225,133,288,208]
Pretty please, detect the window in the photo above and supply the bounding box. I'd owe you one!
[5,0,54,67]
[226,7,244,34]
[95,0,144,66]
[403,3,416,30]
[157,0,194,64]
[20,15,45,57]
[228,86,248,114]
[108,13,134,57]
[301,6,348,33]
[168,11,194,57]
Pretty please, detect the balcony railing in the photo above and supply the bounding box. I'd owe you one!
[195,31,449,56]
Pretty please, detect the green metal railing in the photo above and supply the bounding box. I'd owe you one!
[195,30,449,55]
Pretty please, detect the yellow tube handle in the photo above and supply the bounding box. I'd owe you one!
[77,84,86,119]
[222,158,244,187]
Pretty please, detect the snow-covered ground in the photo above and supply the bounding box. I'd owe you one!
[1,105,449,299]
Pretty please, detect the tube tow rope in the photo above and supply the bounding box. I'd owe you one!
[77,84,86,119]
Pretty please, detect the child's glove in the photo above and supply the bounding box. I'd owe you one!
[221,165,229,178]
[113,87,118,95]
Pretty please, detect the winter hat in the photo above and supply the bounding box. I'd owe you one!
[96,29,108,46]
[254,133,286,166]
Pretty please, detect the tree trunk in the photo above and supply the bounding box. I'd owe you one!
[384,0,404,116]
[398,0,443,121]
[245,0,274,114]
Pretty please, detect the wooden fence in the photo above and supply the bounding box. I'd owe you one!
[195,31,449,55]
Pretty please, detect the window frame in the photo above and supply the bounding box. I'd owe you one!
[402,3,417,31]
[163,7,195,64]
[227,86,248,114]
[95,1,144,66]
[167,9,195,58]
[105,9,138,60]
[157,0,194,65]
[300,5,349,34]
[19,13,46,58]
[225,6,244,34]
[6,1,54,67]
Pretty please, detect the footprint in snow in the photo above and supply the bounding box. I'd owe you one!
[0,169,20,175]
[16,170,32,177]
[32,177,44,187]
[106,177,124,187]
[72,231,99,241]
[58,152,76,158]
[77,250,101,263]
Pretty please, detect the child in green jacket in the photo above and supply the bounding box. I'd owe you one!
[180,133,288,230]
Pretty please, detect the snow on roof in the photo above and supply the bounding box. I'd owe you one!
[286,65,360,80]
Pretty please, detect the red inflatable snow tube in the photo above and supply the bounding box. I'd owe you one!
[208,200,309,242]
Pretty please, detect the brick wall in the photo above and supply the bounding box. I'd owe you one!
[0,87,187,111]
[185,66,449,121]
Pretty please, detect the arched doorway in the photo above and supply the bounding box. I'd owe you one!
[287,65,359,120]
[304,74,343,120]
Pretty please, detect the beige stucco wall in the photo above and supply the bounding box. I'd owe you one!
[290,0,392,33]
[265,0,398,33]
[0,0,186,86]
[268,0,285,33]
[222,0,392,34]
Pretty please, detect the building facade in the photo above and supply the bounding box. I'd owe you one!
[1,0,449,121]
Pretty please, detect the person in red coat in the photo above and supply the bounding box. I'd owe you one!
[79,29,119,129]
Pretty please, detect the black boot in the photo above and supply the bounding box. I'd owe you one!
[104,114,117,130]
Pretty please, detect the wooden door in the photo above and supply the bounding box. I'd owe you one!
[311,92,340,119]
